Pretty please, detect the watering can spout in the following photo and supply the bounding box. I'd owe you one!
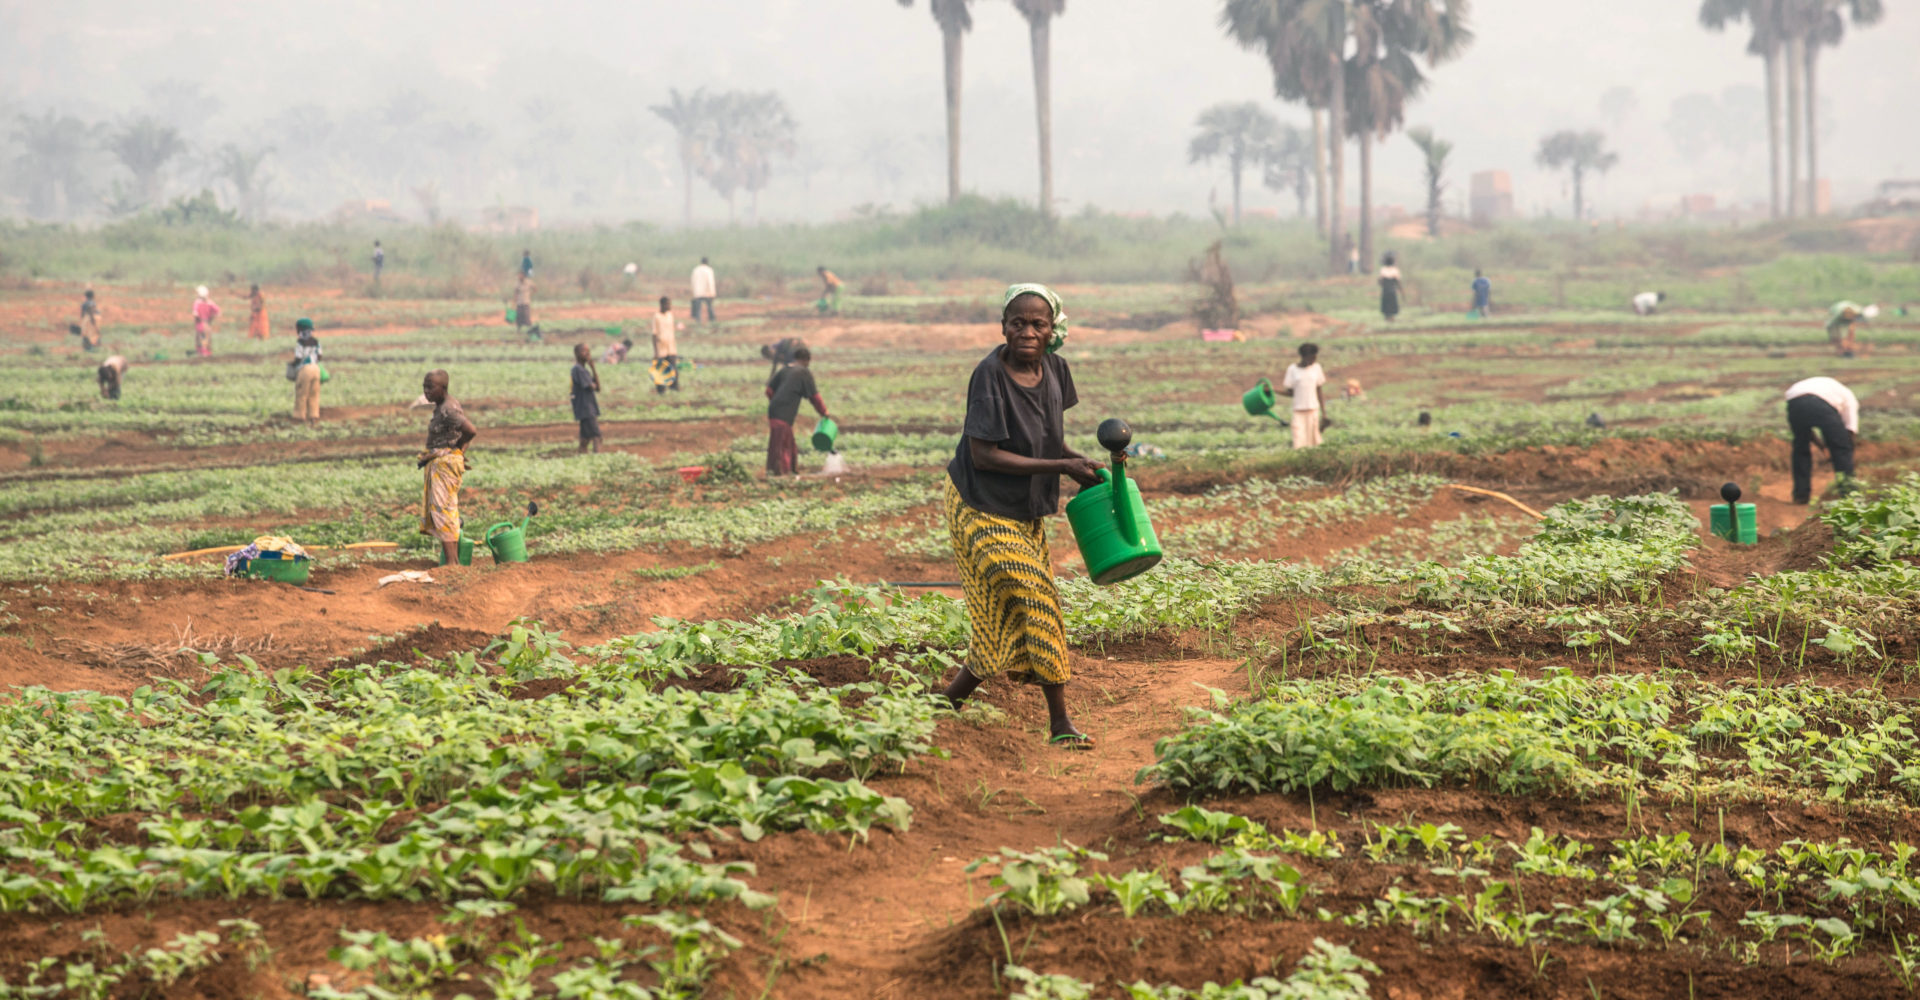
[1096,418,1142,546]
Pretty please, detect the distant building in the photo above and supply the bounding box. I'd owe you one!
[1470,171,1514,226]
[332,199,404,224]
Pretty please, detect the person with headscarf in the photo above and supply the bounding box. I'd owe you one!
[192,286,221,357]
[417,369,478,566]
[939,283,1101,750]
[78,289,102,351]
[765,346,828,476]
[248,284,270,341]
[1377,253,1402,322]
[291,318,323,426]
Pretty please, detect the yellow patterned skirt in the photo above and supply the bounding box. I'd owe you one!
[420,449,466,542]
[944,477,1069,685]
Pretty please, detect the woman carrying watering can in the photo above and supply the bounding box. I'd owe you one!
[940,283,1102,749]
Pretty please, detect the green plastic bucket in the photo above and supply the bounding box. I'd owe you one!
[811,417,840,453]
[1241,379,1278,417]
[1709,503,1757,545]
[240,556,310,584]
[486,520,529,563]
[1065,467,1163,585]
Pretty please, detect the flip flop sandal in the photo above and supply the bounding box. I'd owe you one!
[1049,732,1094,750]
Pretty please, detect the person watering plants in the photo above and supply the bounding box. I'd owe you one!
[572,343,602,453]
[192,286,221,357]
[291,319,323,426]
[1785,376,1859,504]
[816,265,843,314]
[940,283,1101,750]
[765,346,828,477]
[1826,301,1877,358]
[418,370,478,566]
[1281,342,1329,449]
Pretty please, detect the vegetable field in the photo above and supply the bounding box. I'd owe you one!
[3,274,1920,999]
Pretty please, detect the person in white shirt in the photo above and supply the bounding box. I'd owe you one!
[1280,342,1329,449]
[651,297,680,394]
[1784,376,1858,503]
[690,257,717,323]
[1632,291,1665,315]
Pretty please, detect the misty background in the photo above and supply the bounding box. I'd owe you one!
[4,0,1916,227]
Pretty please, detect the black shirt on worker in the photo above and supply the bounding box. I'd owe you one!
[947,345,1078,521]
[766,364,820,422]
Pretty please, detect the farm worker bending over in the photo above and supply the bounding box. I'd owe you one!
[1632,290,1665,316]
[192,286,221,357]
[1826,301,1877,358]
[79,289,102,350]
[1281,342,1329,449]
[292,319,323,426]
[765,346,828,477]
[571,343,602,453]
[1378,253,1403,322]
[939,283,1099,749]
[651,297,680,394]
[98,354,127,400]
[761,337,803,379]
[418,370,478,566]
[513,273,537,341]
[603,338,633,364]
[248,284,270,341]
[1470,269,1492,319]
[690,257,717,323]
[816,265,843,314]
[1785,376,1859,505]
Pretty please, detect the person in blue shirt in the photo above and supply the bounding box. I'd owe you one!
[1470,269,1492,319]
[520,249,534,278]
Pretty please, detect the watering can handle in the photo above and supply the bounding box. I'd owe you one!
[484,521,515,540]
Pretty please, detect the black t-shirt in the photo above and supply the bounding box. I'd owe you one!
[947,347,1077,520]
[767,364,819,422]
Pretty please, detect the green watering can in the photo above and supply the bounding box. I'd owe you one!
[1242,379,1286,422]
[1065,419,1164,585]
[812,416,840,453]
[483,501,539,563]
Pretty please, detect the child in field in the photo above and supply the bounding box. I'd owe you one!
[571,343,602,453]
[1280,343,1328,449]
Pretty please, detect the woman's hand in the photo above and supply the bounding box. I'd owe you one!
[1060,457,1104,488]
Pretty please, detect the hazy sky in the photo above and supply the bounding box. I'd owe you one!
[4,0,1916,224]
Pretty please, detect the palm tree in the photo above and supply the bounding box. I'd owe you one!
[650,88,716,228]
[1189,102,1283,226]
[1406,127,1452,238]
[1013,0,1065,214]
[211,144,273,222]
[1536,129,1618,221]
[10,111,98,220]
[897,0,973,203]
[1261,123,1314,218]
[1797,0,1882,215]
[710,91,798,224]
[1700,0,1789,218]
[1345,0,1471,266]
[1220,0,1350,272]
[106,116,187,208]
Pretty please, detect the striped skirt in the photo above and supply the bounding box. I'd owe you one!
[944,477,1069,685]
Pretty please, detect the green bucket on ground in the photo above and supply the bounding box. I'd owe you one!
[1709,503,1758,545]
[1065,467,1163,586]
[1242,379,1281,420]
[240,557,311,584]
[485,520,529,563]
[811,417,840,453]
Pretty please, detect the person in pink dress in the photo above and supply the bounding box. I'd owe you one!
[192,285,221,357]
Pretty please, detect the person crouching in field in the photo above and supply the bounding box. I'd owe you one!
[572,343,602,453]
[98,354,128,400]
[418,370,478,565]
[938,283,1100,749]
[1826,301,1876,358]
[1281,342,1329,449]
[192,286,221,357]
[291,319,323,426]
[1785,375,1859,503]
[765,346,828,477]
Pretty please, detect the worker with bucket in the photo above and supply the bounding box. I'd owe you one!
[765,345,830,478]
[417,369,478,566]
[938,282,1101,750]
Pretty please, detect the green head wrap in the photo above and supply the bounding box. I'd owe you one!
[296,318,314,333]
[1002,283,1068,354]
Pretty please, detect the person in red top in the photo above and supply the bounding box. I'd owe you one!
[192,286,221,357]
[765,346,828,477]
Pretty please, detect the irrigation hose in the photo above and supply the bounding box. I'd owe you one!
[1443,484,1546,521]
